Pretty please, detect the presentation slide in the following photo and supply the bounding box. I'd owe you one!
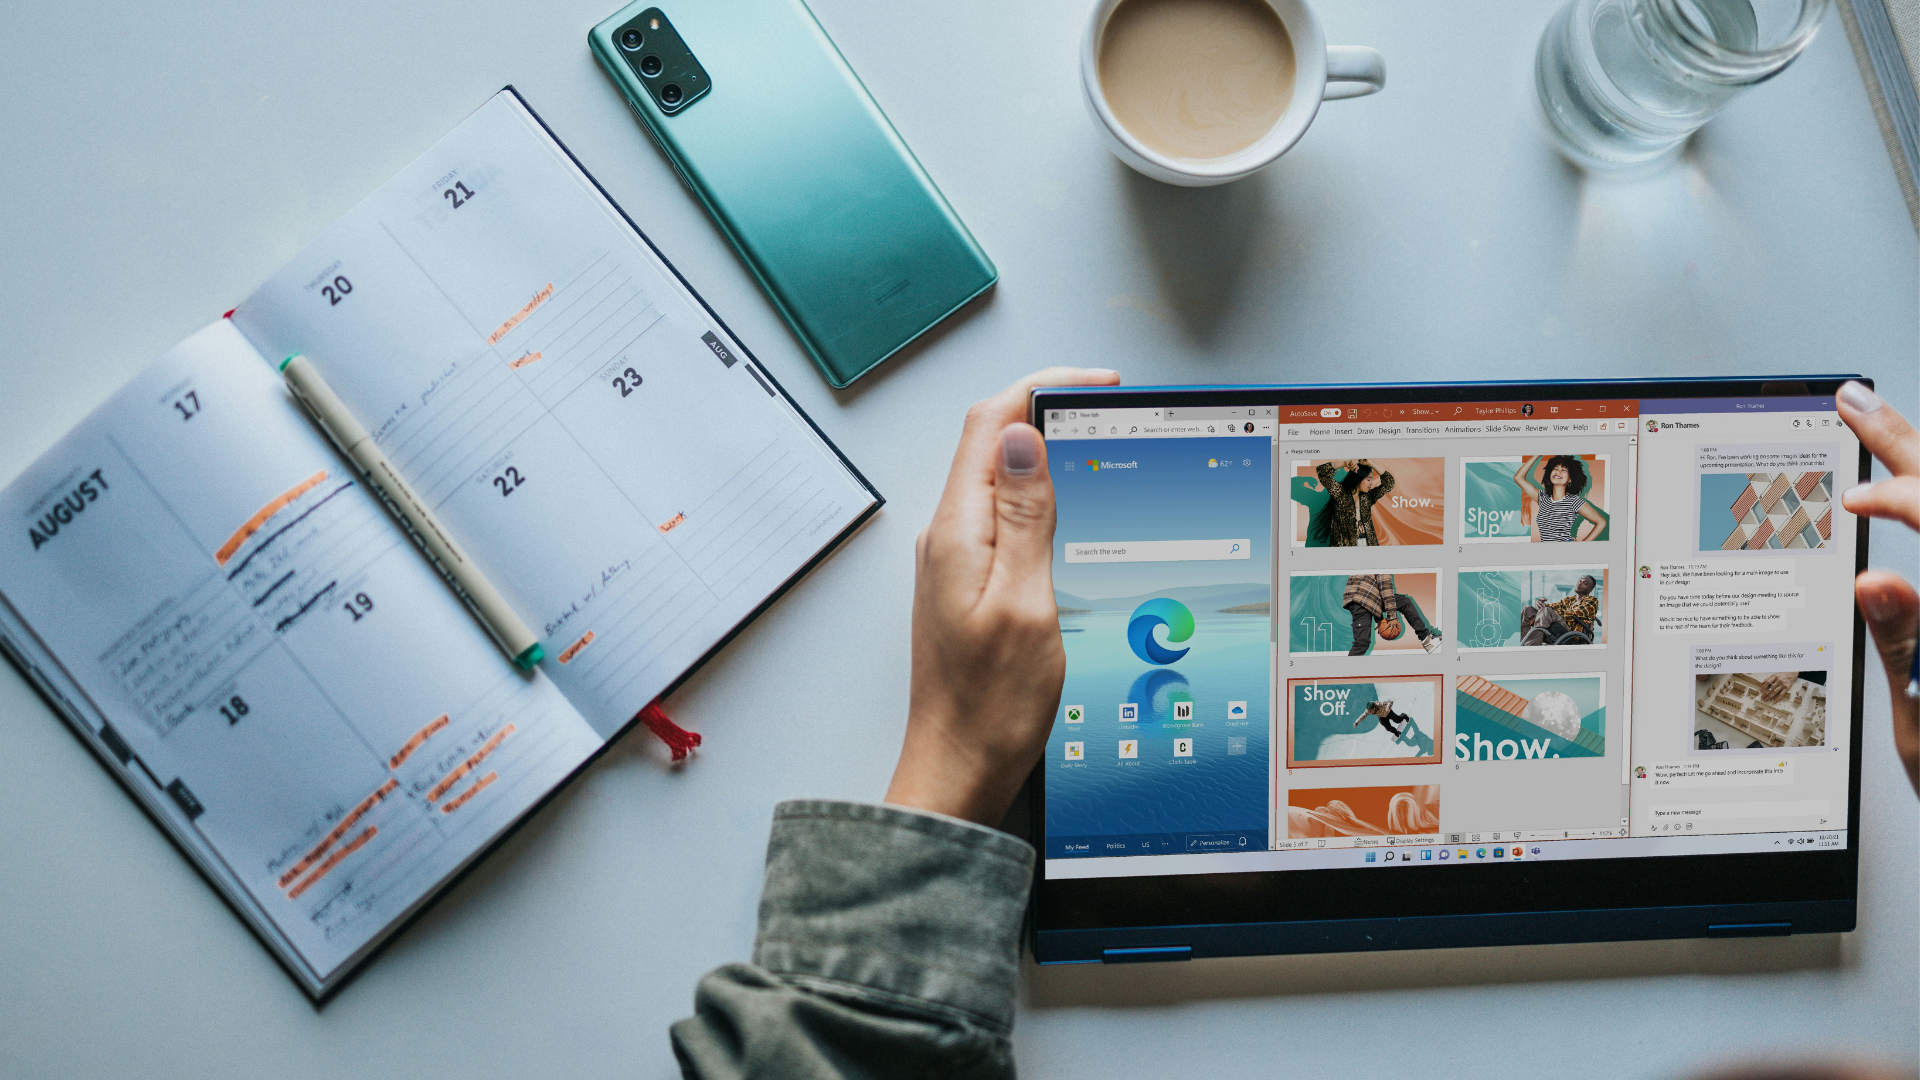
[1460,454,1610,543]
[1452,672,1606,760]
[1290,457,1444,547]
[1288,569,1441,656]
[1456,566,1608,650]
[1286,675,1444,767]
[1286,784,1440,838]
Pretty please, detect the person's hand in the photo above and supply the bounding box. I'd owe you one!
[1836,380,1919,795]
[1759,672,1797,702]
[885,367,1120,826]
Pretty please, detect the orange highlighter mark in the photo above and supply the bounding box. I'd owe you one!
[508,351,543,370]
[440,772,498,814]
[216,470,328,565]
[557,631,595,665]
[657,512,686,534]
[426,724,515,803]
[277,778,397,889]
[487,283,554,345]
[389,714,450,770]
[287,825,377,900]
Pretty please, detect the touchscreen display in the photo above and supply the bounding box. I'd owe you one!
[1042,395,1858,879]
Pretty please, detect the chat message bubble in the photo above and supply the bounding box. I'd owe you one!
[1655,560,1794,589]
[1695,443,1841,472]
[1691,642,1832,674]
[1658,611,1798,633]
[1655,585,1805,634]
[1642,759,1793,787]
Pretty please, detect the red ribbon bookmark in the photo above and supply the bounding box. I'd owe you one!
[638,700,701,761]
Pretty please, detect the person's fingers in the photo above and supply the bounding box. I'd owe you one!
[925,368,1119,593]
[1837,381,1919,478]
[1856,569,1919,795]
[948,367,1121,483]
[1841,476,1920,534]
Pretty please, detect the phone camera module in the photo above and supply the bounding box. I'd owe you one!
[640,54,663,77]
[661,83,684,104]
[619,27,644,51]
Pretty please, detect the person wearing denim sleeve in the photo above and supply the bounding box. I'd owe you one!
[670,376,1919,1080]
[670,367,1116,1080]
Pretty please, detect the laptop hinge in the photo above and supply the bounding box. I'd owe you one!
[1707,922,1792,938]
[1102,945,1192,963]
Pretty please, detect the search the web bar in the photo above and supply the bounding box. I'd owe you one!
[1064,539,1251,563]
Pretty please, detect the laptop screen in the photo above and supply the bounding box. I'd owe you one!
[1040,392,1857,879]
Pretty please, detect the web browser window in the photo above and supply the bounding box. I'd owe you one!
[1040,395,1858,880]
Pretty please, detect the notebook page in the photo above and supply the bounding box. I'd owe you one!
[0,321,603,989]
[0,587,309,972]
[232,91,874,737]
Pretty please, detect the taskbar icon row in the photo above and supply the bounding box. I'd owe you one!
[1365,844,1549,864]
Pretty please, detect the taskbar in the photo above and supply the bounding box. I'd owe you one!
[1043,827,1847,879]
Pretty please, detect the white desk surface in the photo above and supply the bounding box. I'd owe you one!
[1,0,1914,1076]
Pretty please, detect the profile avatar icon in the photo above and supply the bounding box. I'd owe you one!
[1635,765,1647,779]
[1639,565,1651,579]
[1646,420,1659,432]
[1127,598,1194,665]
[1521,404,1534,417]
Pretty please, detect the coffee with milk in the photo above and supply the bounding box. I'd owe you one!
[1096,0,1297,160]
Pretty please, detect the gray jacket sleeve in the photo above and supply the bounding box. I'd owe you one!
[670,800,1036,1080]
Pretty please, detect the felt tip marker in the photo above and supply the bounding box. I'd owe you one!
[280,354,544,671]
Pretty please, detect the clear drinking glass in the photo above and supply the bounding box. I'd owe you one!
[1536,0,1832,171]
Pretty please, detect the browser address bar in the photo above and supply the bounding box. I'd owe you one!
[1064,539,1251,563]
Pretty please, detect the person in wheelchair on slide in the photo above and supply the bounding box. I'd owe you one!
[1521,574,1599,646]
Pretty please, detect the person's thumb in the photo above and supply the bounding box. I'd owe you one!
[991,423,1054,589]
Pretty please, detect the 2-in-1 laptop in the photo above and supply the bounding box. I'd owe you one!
[1028,377,1869,964]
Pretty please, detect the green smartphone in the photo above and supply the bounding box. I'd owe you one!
[590,1,997,388]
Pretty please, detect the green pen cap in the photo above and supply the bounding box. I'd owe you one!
[513,643,545,671]
[279,354,300,373]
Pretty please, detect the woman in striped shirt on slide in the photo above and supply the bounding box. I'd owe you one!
[1514,454,1607,542]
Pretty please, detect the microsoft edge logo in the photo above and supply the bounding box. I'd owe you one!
[1127,598,1194,665]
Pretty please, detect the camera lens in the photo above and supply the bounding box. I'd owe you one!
[640,54,663,76]
[661,83,683,104]
[619,27,643,50]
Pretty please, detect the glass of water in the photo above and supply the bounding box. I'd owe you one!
[1536,0,1831,172]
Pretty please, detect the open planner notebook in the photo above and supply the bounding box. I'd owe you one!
[0,89,880,998]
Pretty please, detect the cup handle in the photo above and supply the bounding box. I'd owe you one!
[1324,46,1386,100]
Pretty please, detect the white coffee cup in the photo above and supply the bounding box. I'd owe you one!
[1080,0,1385,187]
